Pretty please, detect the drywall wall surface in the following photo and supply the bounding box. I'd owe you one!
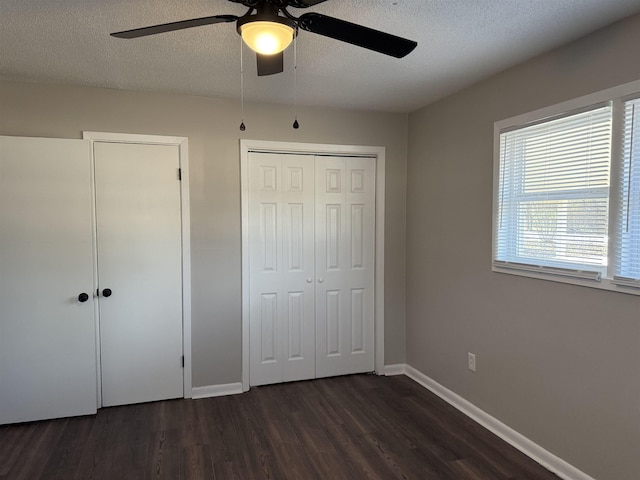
[0,80,408,386]
[406,14,640,480]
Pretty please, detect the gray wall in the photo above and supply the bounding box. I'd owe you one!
[406,14,640,480]
[0,80,408,386]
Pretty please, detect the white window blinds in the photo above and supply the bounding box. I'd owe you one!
[495,106,612,278]
[614,98,640,284]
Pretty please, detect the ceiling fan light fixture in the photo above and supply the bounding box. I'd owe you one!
[240,20,294,55]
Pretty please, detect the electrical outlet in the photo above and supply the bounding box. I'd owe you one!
[468,352,476,372]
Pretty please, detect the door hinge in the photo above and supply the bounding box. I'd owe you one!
[178,168,182,181]
[181,355,184,368]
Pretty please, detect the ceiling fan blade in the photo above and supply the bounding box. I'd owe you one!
[111,15,238,39]
[287,0,331,7]
[298,12,417,58]
[257,52,284,76]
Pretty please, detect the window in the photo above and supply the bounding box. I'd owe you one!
[614,98,640,285]
[493,80,640,293]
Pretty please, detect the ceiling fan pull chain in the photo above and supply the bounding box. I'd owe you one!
[293,29,300,130]
[240,37,246,132]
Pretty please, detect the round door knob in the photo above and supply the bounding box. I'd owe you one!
[78,292,89,303]
[306,277,313,283]
[102,288,112,298]
[318,278,324,283]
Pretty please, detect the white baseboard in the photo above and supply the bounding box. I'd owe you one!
[402,365,596,480]
[383,364,407,376]
[191,382,243,399]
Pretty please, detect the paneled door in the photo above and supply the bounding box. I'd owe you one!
[247,152,376,386]
[94,142,184,407]
[0,136,97,424]
[315,156,375,378]
[248,153,316,386]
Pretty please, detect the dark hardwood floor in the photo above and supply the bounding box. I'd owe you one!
[0,374,560,479]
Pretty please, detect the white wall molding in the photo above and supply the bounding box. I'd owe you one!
[191,382,243,399]
[383,364,407,376]
[403,365,597,480]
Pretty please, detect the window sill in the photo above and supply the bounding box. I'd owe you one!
[491,263,640,296]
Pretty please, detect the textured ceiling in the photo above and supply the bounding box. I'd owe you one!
[1,0,640,113]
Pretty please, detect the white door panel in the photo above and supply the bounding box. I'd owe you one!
[94,142,183,407]
[0,136,97,424]
[249,155,283,386]
[281,155,316,382]
[248,153,315,386]
[315,156,375,378]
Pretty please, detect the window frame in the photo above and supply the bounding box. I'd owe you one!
[492,79,640,295]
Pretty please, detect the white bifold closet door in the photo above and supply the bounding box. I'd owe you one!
[248,152,375,386]
[0,136,97,424]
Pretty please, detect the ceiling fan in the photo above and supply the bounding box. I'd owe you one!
[111,0,418,77]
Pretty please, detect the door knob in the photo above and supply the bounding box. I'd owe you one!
[306,277,313,283]
[318,278,324,283]
[78,292,89,303]
[102,288,112,297]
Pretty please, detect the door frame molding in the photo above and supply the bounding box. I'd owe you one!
[83,131,192,403]
[240,139,385,392]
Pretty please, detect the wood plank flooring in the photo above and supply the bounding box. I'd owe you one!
[0,374,560,479]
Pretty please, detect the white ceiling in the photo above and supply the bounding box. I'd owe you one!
[1,0,640,113]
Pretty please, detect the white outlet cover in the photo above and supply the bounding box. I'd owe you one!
[468,353,476,372]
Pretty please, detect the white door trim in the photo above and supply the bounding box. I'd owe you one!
[83,131,192,402]
[240,139,385,392]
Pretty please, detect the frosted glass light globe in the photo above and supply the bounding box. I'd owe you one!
[240,21,294,55]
